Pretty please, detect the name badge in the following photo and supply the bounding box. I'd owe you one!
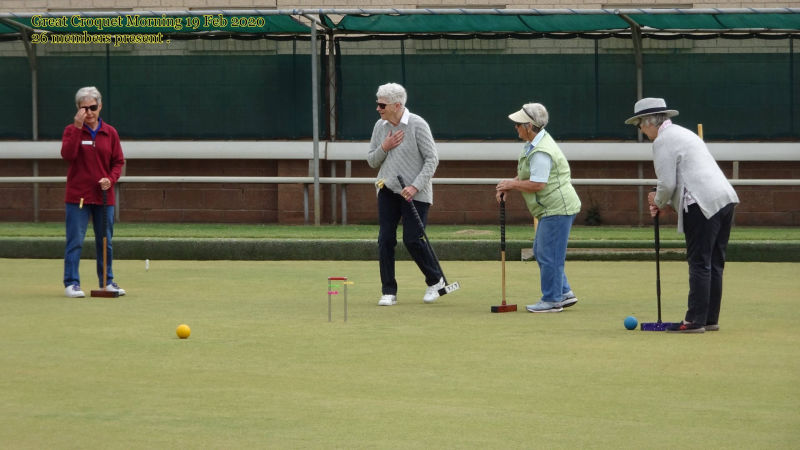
[81,140,94,146]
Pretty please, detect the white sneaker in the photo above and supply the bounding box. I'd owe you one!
[65,285,85,298]
[378,294,397,306]
[105,282,126,296]
[423,277,446,303]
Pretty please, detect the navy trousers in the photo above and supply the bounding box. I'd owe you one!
[377,187,442,295]
[683,202,736,326]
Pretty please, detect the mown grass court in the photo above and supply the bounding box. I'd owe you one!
[1,258,798,448]
[2,222,799,241]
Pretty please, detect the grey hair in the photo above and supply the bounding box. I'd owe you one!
[75,86,102,107]
[522,103,549,131]
[640,113,668,128]
[376,83,407,106]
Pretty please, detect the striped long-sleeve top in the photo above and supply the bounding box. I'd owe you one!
[367,108,439,204]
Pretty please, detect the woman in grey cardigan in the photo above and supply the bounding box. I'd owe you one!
[626,98,739,333]
[367,83,443,306]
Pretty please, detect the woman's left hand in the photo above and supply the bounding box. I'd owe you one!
[98,178,111,190]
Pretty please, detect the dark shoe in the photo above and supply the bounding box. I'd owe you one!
[667,321,705,333]
[556,296,578,309]
[705,324,719,331]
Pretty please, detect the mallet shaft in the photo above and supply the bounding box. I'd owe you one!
[397,176,448,285]
[500,198,506,305]
[655,212,662,323]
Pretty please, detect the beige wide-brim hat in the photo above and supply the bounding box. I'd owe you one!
[624,97,679,125]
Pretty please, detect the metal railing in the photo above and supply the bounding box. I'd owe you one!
[2,175,798,225]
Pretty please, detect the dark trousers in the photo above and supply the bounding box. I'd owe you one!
[683,202,736,326]
[377,187,442,295]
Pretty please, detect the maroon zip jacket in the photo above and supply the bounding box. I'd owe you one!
[60,120,125,206]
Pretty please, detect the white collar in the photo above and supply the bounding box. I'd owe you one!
[383,107,410,126]
[524,128,547,156]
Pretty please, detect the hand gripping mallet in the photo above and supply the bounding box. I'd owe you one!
[491,194,517,313]
[640,195,675,331]
[91,189,119,298]
[397,176,460,297]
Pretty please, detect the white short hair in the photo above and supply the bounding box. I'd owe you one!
[641,113,668,127]
[75,86,102,107]
[376,83,407,106]
[522,103,549,130]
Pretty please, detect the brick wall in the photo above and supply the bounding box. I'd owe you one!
[4,158,797,226]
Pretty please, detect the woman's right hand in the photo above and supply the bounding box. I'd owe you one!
[73,108,86,129]
[381,130,404,152]
[649,203,662,218]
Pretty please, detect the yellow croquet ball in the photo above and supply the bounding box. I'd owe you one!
[176,324,191,339]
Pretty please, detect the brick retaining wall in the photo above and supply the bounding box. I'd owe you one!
[1,158,798,226]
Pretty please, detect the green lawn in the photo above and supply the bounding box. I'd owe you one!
[1,222,798,242]
[1,259,798,448]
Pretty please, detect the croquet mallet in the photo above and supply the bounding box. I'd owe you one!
[641,192,675,331]
[91,189,119,298]
[397,176,460,296]
[491,194,517,313]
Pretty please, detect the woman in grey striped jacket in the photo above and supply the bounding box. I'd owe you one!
[367,83,443,307]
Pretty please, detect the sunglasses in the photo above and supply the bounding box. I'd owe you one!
[376,102,387,109]
[80,105,99,112]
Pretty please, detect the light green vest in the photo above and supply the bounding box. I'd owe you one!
[517,132,582,219]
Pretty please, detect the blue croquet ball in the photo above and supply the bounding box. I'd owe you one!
[624,316,638,330]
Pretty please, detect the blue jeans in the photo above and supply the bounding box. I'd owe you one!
[64,202,115,288]
[377,187,443,295]
[533,214,576,302]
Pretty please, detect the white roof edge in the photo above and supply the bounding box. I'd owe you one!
[1,140,797,161]
[0,140,325,160]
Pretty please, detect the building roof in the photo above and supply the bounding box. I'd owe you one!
[1,8,798,41]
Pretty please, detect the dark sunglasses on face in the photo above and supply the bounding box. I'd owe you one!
[376,102,387,109]
[81,105,99,112]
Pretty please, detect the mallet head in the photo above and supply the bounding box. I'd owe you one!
[491,304,518,313]
[437,281,461,296]
[640,322,677,331]
[90,289,119,298]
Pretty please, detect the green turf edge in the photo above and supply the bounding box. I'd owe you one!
[0,237,797,262]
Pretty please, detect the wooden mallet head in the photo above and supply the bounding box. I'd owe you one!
[91,289,119,298]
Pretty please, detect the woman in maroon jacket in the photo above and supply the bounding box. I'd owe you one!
[61,86,126,298]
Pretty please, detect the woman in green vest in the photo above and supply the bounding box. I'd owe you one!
[496,103,582,313]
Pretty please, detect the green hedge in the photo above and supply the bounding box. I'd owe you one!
[1,237,797,262]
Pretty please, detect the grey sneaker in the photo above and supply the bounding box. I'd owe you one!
[526,301,563,313]
[705,324,719,331]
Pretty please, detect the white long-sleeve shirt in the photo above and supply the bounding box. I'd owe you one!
[652,123,739,233]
